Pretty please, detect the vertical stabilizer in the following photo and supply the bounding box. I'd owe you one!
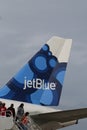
[0,36,72,106]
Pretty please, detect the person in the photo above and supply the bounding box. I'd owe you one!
[16,103,24,121]
[0,101,3,115]
[0,103,7,116]
[7,104,15,118]
[21,112,29,130]
[0,101,2,107]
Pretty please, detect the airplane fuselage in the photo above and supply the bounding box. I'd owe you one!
[0,98,60,115]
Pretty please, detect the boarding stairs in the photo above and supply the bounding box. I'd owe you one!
[12,117,41,130]
[0,110,41,130]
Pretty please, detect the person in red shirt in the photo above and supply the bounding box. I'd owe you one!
[21,112,29,130]
[0,103,7,116]
[21,112,29,125]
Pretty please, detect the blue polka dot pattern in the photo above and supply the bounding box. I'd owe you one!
[42,44,49,51]
[49,58,57,68]
[48,51,52,56]
[35,56,47,71]
[40,89,53,106]
[0,44,67,106]
[56,70,65,85]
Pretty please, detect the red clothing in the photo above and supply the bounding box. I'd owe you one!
[21,116,29,125]
[0,106,7,116]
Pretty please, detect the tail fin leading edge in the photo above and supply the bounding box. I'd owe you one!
[0,36,72,106]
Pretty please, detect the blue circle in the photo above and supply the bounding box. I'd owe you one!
[48,51,52,56]
[35,56,47,71]
[49,58,57,67]
[56,70,65,85]
[42,44,48,51]
[40,89,53,105]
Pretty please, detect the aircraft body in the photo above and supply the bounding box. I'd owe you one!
[0,36,87,130]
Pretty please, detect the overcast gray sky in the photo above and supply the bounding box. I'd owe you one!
[0,0,87,129]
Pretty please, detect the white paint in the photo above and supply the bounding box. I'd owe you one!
[0,99,60,115]
[47,36,72,62]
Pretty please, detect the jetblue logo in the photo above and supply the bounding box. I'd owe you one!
[23,77,56,90]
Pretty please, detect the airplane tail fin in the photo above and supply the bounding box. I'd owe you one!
[0,36,72,106]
